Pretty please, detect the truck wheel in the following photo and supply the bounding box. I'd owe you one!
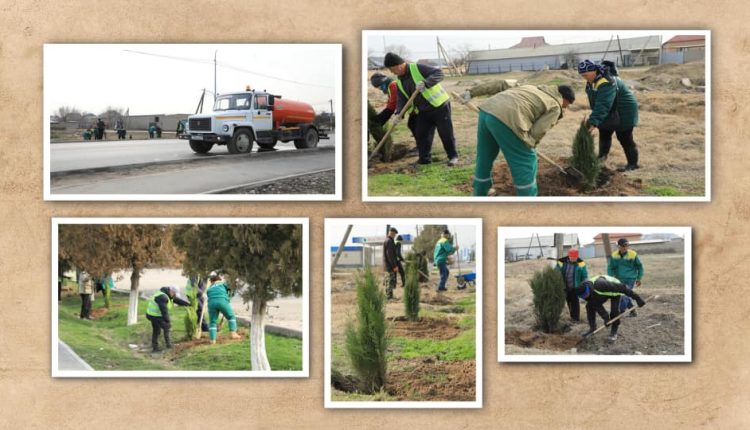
[294,128,318,149]
[257,142,277,150]
[228,130,254,154]
[189,140,213,154]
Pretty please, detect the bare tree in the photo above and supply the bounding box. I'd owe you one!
[55,106,81,122]
[449,43,473,73]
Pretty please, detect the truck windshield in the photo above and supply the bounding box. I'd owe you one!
[213,94,252,112]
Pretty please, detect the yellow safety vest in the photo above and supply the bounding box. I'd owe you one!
[396,63,449,114]
[146,291,173,317]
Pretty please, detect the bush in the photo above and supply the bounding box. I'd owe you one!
[529,266,566,333]
[570,119,600,191]
[367,102,392,161]
[344,266,388,393]
[404,261,420,321]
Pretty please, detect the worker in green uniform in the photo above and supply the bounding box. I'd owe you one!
[145,286,190,352]
[206,271,241,344]
[607,238,645,315]
[577,275,646,342]
[471,84,575,196]
[433,229,459,292]
[578,59,641,171]
[556,248,588,322]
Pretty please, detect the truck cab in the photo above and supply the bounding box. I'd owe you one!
[186,89,324,154]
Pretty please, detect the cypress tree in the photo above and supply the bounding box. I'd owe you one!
[403,258,421,321]
[570,119,600,191]
[183,277,199,339]
[344,266,388,393]
[529,266,566,333]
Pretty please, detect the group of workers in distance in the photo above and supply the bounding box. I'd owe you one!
[370,52,640,196]
[556,238,645,342]
[145,271,241,353]
[382,227,460,300]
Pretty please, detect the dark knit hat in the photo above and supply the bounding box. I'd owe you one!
[384,52,405,67]
[389,227,398,234]
[370,72,390,88]
[557,85,575,103]
[617,238,629,247]
[443,229,451,235]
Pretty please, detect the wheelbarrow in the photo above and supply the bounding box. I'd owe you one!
[455,272,476,290]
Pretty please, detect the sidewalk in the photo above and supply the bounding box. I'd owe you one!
[57,341,93,371]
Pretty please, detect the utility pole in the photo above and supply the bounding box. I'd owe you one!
[602,233,612,261]
[331,225,353,271]
[214,50,218,102]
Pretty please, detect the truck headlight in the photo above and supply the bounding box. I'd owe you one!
[222,124,229,132]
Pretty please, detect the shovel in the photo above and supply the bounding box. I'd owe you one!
[449,91,585,187]
[368,90,419,162]
[579,295,657,343]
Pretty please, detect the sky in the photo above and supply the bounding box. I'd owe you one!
[327,223,477,250]
[45,44,339,116]
[501,227,686,246]
[366,30,686,59]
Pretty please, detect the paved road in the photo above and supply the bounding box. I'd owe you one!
[51,147,335,195]
[50,136,335,173]
[57,341,93,371]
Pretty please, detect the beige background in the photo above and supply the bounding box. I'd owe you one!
[1,0,748,427]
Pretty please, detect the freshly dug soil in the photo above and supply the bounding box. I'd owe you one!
[389,316,462,340]
[506,329,582,351]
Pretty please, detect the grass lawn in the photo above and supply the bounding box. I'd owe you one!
[58,291,302,371]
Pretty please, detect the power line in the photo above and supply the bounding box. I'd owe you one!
[123,49,334,89]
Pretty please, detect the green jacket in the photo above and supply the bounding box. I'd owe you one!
[206,280,231,303]
[433,237,456,265]
[585,76,639,129]
[556,257,588,290]
[607,249,644,282]
[479,84,564,148]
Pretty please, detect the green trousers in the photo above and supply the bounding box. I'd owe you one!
[473,111,538,196]
[208,298,237,341]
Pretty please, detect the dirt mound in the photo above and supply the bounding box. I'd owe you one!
[420,293,454,305]
[389,316,461,340]
[506,329,582,351]
[168,328,247,355]
[639,61,705,89]
[386,358,476,401]
[459,158,642,196]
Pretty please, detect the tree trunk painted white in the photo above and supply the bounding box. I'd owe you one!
[127,270,141,326]
[250,297,270,371]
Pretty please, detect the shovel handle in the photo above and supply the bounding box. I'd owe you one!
[584,295,657,338]
[368,90,419,161]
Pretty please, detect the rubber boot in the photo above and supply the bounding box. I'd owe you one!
[164,329,173,349]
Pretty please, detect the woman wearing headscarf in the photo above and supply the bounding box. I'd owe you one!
[578,59,641,172]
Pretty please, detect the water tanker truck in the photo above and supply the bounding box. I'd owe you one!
[185,88,327,154]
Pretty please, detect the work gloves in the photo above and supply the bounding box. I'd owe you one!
[635,297,646,307]
[635,280,642,287]
[416,81,426,92]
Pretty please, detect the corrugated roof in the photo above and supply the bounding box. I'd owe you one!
[664,35,705,44]
[469,35,662,62]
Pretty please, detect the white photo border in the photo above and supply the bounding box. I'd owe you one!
[497,226,692,363]
[51,217,310,378]
[43,43,342,202]
[361,29,711,203]
[324,218,483,408]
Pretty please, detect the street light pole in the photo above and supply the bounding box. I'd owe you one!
[214,50,217,102]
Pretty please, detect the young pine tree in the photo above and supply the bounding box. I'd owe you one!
[403,258,421,321]
[529,266,566,333]
[570,119,601,191]
[344,266,388,393]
